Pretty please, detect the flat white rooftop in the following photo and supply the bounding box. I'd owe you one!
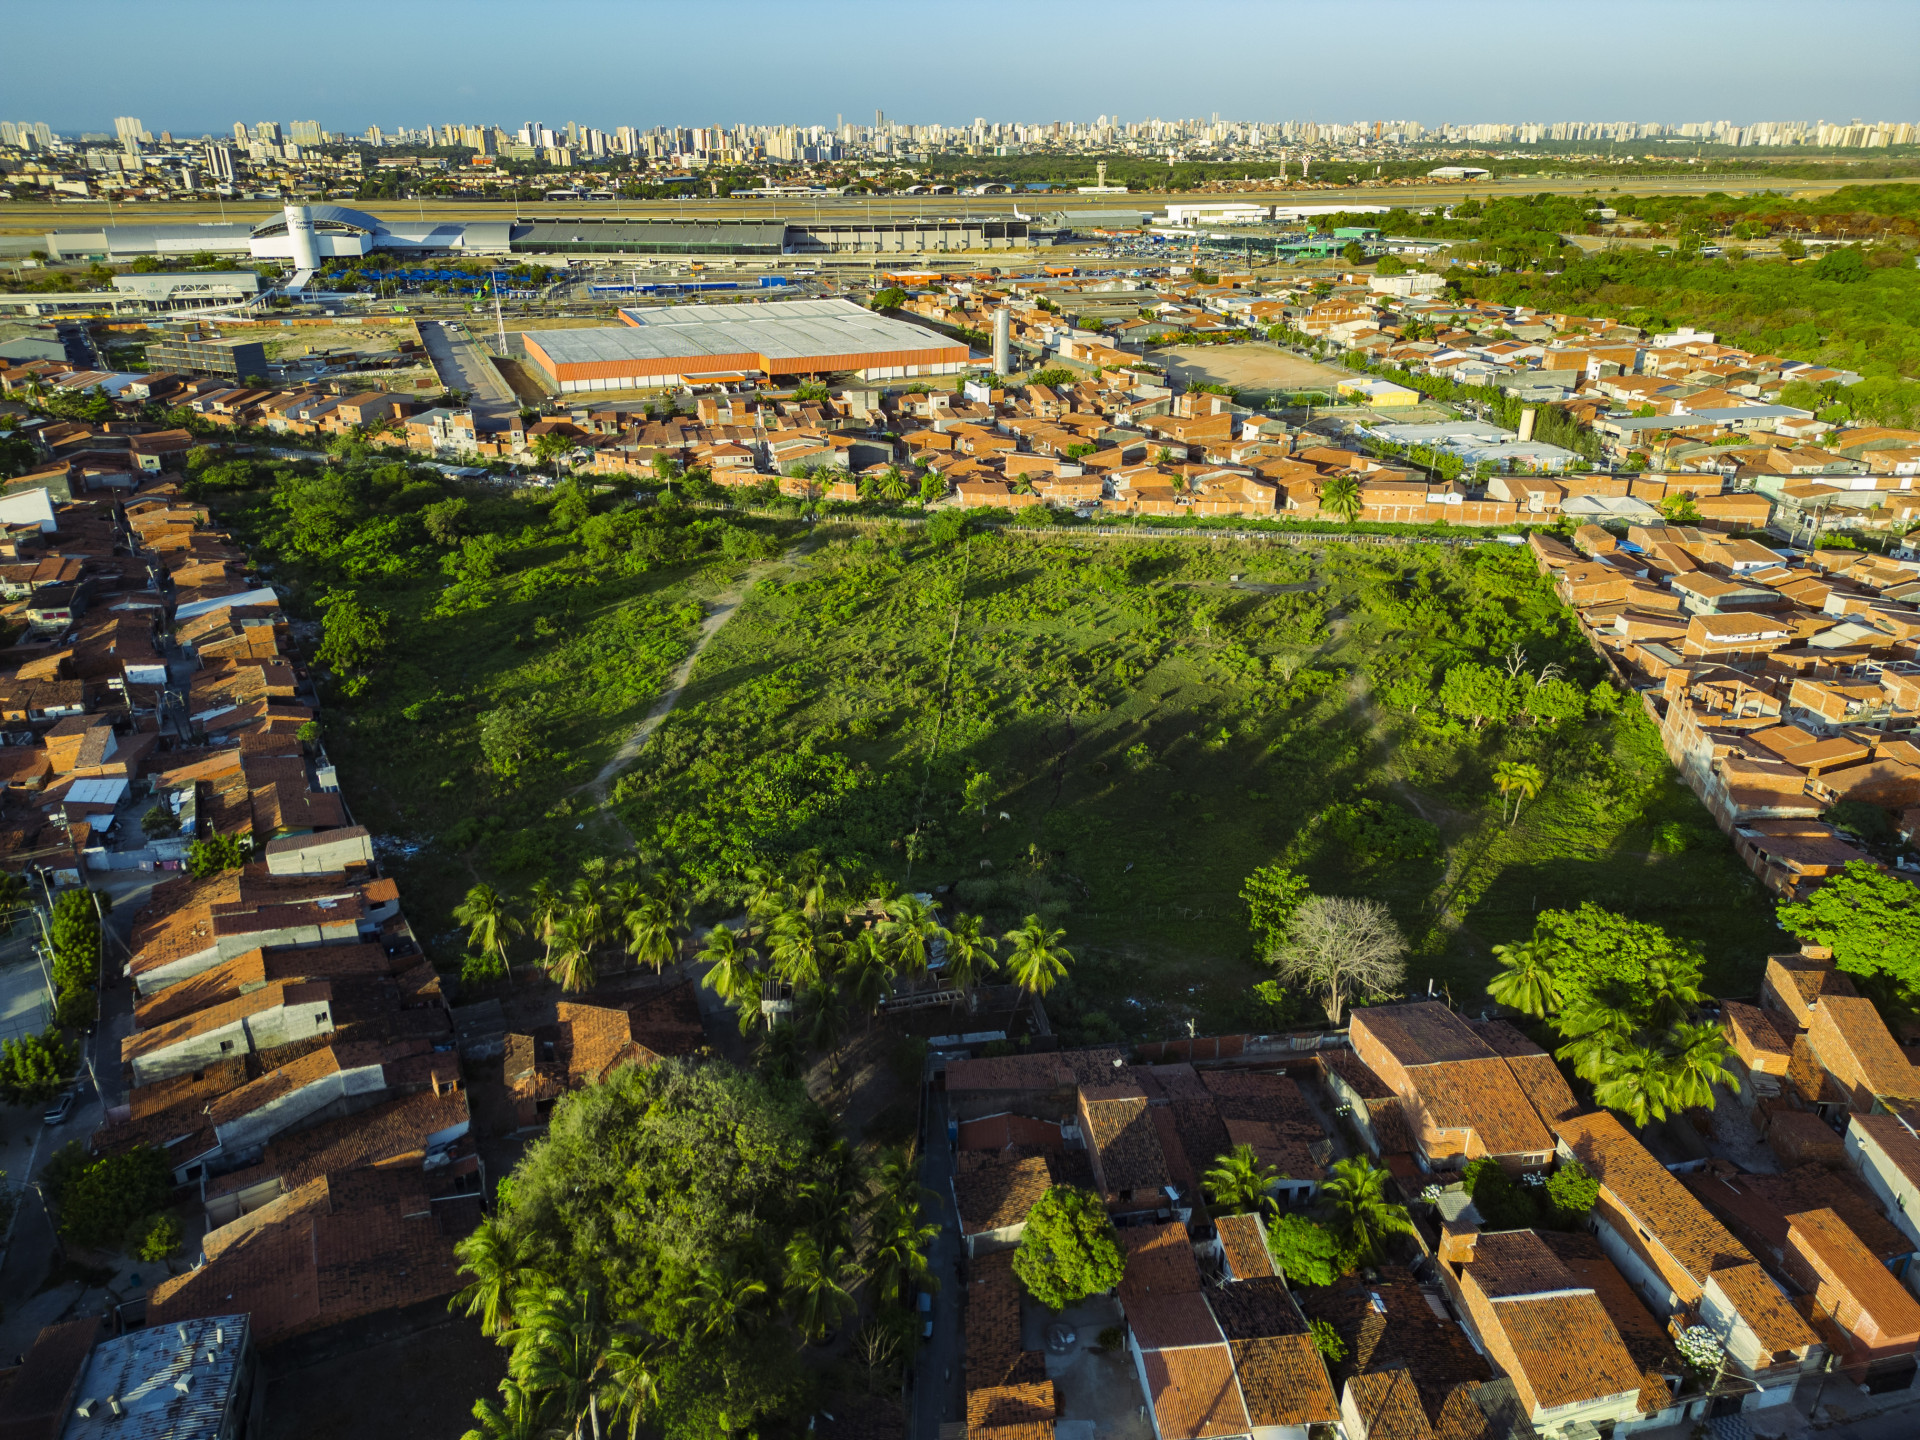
[531,297,962,367]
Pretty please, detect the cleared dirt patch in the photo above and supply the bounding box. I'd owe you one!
[1155,342,1351,393]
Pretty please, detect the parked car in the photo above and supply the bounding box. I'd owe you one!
[917,1290,932,1339]
[43,1090,77,1126]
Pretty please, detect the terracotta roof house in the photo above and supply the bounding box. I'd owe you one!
[1079,1082,1174,1212]
[1341,1367,1435,1440]
[1445,1228,1644,1433]
[1205,1276,1339,1436]
[1349,1003,1556,1172]
[964,1251,1055,1438]
[944,1046,1126,1120]
[953,1149,1052,1255]
[1846,1112,1920,1253]
[1555,1111,1822,1407]
[146,1166,464,1348]
[1783,1207,1920,1381]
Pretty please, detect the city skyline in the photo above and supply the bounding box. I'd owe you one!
[17,0,1919,136]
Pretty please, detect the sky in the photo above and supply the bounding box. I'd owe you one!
[14,0,1916,137]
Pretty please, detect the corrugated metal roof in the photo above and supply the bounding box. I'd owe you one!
[532,298,958,366]
[65,1314,250,1440]
[65,776,129,807]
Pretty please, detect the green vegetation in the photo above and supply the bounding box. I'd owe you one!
[1266,1213,1352,1286]
[1779,861,1920,988]
[48,889,100,1028]
[187,832,251,877]
[42,1143,172,1250]
[0,1028,76,1105]
[1487,904,1736,1126]
[455,1059,918,1439]
[1011,1185,1126,1310]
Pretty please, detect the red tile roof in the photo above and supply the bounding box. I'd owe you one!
[1214,1213,1276,1279]
[1142,1344,1251,1439]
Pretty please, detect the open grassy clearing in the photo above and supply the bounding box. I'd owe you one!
[611,526,1777,1041]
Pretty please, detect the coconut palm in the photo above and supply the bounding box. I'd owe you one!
[869,1144,931,1222]
[1492,760,1545,824]
[1203,1143,1280,1216]
[1665,1020,1738,1110]
[624,895,680,974]
[450,1216,549,1338]
[873,466,911,504]
[1485,942,1559,1018]
[525,877,565,968]
[941,912,999,1012]
[1644,951,1707,1031]
[1003,913,1072,1003]
[598,1333,662,1440]
[1591,1041,1676,1127]
[546,911,599,993]
[800,981,852,1079]
[841,931,896,1026]
[504,1282,614,1440]
[1322,1156,1414,1262]
[453,883,523,981]
[790,851,845,927]
[784,1233,863,1342]
[1320,473,1363,523]
[531,429,574,483]
[697,923,760,1005]
[1554,997,1635,1083]
[880,894,945,978]
[768,909,838,991]
[462,1379,550,1440]
[866,1206,940,1307]
[677,1258,769,1343]
[759,1020,806,1084]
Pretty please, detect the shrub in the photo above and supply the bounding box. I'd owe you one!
[0,1028,76,1104]
[1266,1213,1352,1287]
[53,1146,172,1250]
[188,832,251,878]
[1545,1160,1600,1223]
[1462,1157,1539,1230]
[1309,1318,1348,1362]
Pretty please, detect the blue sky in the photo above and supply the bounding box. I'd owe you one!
[15,0,1915,136]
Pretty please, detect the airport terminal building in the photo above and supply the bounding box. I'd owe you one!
[43,206,1038,265]
[521,298,970,393]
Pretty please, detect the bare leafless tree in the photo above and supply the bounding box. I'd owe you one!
[1268,895,1408,1027]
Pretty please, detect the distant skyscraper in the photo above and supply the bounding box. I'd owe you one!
[290,120,323,145]
[254,121,281,143]
[205,142,235,182]
[233,122,249,144]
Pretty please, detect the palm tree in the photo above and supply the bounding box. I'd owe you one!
[1320,472,1363,523]
[870,1144,931,1222]
[462,1378,550,1440]
[531,429,574,484]
[454,883,523,981]
[597,1334,662,1440]
[678,1258,770,1343]
[800,982,852,1080]
[546,910,599,993]
[866,1205,940,1307]
[1322,1156,1413,1263]
[941,912,999,1013]
[880,895,945,978]
[1492,760,1544,824]
[768,909,836,990]
[1554,997,1635,1083]
[874,466,911,504]
[1592,1041,1675,1127]
[784,1233,863,1342]
[698,923,760,1005]
[1203,1143,1280,1216]
[624,895,679,974]
[841,931,896,1027]
[1486,942,1559,1018]
[759,1020,806,1083]
[505,1282,613,1440]
[525,877,565,969]
[1665,1020,1737,1110]
[1003,914,1072,1004]
[790,851,844,926]
[450,1216,548,1338]
[1644,952,1706,1032]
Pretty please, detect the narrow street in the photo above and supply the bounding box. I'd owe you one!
[909,1086,963,1439]
[417,319,519,422]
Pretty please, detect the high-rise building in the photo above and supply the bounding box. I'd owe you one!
[254,121,281,143]
[204,142,235,182]
[233,122,249,144]
[291,120,323,145]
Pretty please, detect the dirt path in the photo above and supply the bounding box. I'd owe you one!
[579,544,810,838]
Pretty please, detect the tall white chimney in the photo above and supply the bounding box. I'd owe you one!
[283,205,321,271]
[992,307,1011,375]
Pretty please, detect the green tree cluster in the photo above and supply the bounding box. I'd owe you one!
[43,1143,172,1250]
[453,1059,903,1439]
[0,1027,76,1104]
[1488,904,1736,1125]
[49,888,100,1027]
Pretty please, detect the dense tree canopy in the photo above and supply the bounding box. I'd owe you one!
[1778,861,1920,989]
[1012,1185,1125,1310]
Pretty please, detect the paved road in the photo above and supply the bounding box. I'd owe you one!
[910,1087,963,1440]
[417,319,518,421]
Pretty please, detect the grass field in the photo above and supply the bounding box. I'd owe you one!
[610,525,1778,1042]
